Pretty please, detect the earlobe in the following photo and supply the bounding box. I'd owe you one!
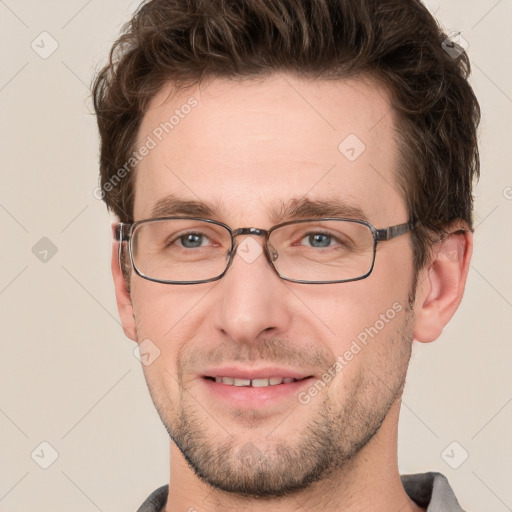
[413,228,473,343]
[111,240,138,342]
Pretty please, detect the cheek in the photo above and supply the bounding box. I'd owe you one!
[131,284,191,404]
[317,294,412,397]
[296,259,413,381]
[311,278,408,338]
[130,280,217,366]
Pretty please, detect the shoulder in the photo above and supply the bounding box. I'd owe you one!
[401,472,467,511]
[136,485,169,512]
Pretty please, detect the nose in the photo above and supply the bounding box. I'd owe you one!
[213,235,292,343]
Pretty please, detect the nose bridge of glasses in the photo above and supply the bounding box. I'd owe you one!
[231,227,268,250]
[232,227,268,238]
[230,227,279,262]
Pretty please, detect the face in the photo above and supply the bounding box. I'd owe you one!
[126,74,416,497]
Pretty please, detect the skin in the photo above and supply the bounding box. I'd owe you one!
[112,74,472,512]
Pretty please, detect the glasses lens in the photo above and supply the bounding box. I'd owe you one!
[131,219,232,282]
[269,220,374,282]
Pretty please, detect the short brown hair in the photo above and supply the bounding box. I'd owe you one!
[92,0,480,270]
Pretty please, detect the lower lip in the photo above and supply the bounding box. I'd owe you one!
[201,377,314,408]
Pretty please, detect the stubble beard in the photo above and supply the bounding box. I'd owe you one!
[144,308,415,499]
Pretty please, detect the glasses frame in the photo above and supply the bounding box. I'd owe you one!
[114,217,416,285]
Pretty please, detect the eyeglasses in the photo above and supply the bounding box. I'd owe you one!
[114,217,416,285]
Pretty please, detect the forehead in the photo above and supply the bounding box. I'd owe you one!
[133,74,406,226]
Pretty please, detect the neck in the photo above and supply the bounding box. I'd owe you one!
[165,399,424,512]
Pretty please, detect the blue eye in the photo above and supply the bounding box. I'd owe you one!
[300,231,344,248]
[178,232,209,248]
[305,233,333,248]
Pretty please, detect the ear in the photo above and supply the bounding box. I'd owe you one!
[111,238,138,342]
[413,226,473,343]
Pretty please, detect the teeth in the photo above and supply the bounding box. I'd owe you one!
[234,378,251,386]
[252,378,270,388]
[213,376,300,387]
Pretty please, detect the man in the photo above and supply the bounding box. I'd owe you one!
[92,0,480,510]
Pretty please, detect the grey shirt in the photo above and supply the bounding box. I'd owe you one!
[136,472,467,511]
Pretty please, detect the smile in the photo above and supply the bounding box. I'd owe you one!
[205,376,306,387]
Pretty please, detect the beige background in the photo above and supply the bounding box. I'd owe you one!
[0,1,511,510]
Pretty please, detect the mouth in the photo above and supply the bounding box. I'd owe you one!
[200,368,316,408]
[203,375,311,387]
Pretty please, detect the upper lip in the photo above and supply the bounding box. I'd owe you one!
[201,366,314,380]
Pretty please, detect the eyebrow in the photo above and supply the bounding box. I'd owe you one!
[150,195,219,219]
[269,197,368,224]
[149,194,368,224]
